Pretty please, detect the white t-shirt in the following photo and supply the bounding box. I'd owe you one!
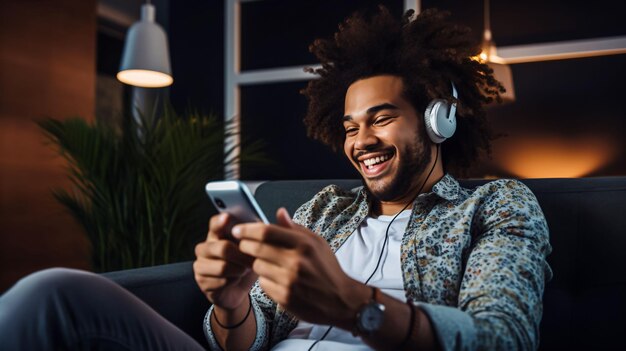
[271,210,411,351]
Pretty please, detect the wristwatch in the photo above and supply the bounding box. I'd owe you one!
[353,287,385,336]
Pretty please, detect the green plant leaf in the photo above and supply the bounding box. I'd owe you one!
[38,105,267,272]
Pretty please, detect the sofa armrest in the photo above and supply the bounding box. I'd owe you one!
[102,261,210,348]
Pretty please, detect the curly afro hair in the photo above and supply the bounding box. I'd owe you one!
[301,6,504,175]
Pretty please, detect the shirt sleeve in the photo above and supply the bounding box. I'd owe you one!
[420,180,552,351]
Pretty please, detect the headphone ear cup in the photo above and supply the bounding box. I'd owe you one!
[424,98,457,144]
[424,99,447,144]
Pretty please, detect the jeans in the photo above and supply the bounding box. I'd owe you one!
[0,268,205,350]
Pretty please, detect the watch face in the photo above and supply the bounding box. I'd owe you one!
[359,303,385,333]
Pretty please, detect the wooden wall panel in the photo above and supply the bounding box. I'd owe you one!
[0,0,96,291]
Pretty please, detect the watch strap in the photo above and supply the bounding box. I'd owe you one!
[372,286,381,303]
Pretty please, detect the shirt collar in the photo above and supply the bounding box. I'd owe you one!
[356,173,462,204]
[430,173,462,202]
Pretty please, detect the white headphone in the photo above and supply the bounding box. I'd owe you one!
[424,82,458,144]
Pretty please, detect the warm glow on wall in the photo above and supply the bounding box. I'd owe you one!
[493,136,616,178]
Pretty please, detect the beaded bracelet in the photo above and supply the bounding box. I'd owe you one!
[213,294,253,330]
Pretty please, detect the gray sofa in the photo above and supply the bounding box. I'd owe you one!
[104,177,626,350]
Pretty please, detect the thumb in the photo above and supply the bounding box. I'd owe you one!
[276,207,296,228]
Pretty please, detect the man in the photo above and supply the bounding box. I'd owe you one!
[195,6,551,351]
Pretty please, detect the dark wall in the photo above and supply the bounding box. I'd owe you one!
[0,0,96,291]
[484,55,625,178]
[168,0,225,117]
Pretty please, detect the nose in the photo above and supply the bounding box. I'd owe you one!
[354,126,379,151]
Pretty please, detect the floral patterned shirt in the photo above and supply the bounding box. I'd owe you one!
[204,174,552,350]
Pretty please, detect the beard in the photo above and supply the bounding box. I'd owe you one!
[364,137,432,202]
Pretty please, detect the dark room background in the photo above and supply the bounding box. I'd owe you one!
[1,0,624,290]
[98,0,626,181]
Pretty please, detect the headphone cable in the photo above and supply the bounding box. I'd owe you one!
[307,145,440,350]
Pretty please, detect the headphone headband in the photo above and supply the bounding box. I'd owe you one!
[450,82,457,121]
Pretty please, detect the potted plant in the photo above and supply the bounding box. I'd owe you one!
[39,107,265,272]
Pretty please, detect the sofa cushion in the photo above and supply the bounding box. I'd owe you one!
[103,262,210,348]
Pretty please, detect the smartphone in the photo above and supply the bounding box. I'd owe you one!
[205,180,269,224]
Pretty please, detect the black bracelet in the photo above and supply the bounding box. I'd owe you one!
[213,295,253,330]
[396,298,416,350]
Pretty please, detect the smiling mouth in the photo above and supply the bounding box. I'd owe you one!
[357,151,394,176]
[363,153,392,168]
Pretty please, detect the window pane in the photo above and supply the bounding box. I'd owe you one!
[240,81,359,180]
[240,0,404,71]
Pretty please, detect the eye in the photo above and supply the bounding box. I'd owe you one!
[344,126,358,136]
[374,115,394,126]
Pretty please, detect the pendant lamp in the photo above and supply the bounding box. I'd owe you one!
[117,2,173,88]
[479,0,515,103]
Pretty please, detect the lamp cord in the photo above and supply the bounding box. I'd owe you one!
[483,0,491,41]
[307,145,440,350]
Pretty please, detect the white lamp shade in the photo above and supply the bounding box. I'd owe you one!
[117,4,173,88]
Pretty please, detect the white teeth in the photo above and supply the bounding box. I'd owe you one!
[363,154,391,167]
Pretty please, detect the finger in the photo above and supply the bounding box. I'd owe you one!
[195,240,254,267]
[258,276,289,306]
[193,257,251,278]
[231,223,302,248]
[276,207,317,237]
[276,207,295,228]
[238,239,291,265]
[207,213,236,241]
[251,258,294,286]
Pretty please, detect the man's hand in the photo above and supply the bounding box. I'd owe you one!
[232,208,369,330]
[193,213,257,310]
